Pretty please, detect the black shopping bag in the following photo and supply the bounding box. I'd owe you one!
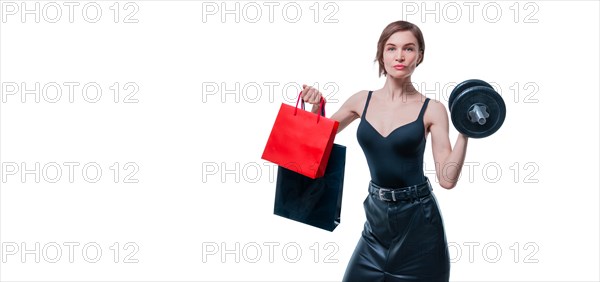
[273,143,346,231]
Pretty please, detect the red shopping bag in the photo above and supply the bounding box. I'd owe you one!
[262,92,339,179]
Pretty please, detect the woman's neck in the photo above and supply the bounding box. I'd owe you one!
[381,75,419,102]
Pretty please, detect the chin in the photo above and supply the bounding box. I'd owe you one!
[387,72,413,79]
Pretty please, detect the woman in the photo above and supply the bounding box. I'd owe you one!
[301,21,468,281]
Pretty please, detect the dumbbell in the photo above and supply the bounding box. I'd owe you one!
[448,79,506,138]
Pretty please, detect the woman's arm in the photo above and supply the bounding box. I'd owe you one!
[329,93,362,134]
[428,100,469,189]
[302,85,363,134]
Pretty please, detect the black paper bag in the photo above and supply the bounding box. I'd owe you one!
[273,143,346,231]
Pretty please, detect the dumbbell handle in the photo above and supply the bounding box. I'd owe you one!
[468,104,490,125]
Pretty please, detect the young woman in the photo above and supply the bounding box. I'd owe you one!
[301,21,468,281]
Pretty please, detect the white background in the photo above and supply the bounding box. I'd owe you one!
[1,1,599,281]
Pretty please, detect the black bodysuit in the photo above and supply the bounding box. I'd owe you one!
[343,91,450,282]
[357,91,430,187]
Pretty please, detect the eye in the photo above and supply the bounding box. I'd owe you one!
[405,47,414,52]
[387,47,396,51]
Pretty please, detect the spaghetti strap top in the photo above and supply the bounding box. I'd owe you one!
[356,91,430,187]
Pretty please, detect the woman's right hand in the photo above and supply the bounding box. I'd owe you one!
[301,84,325,114]
[301,84,323,105]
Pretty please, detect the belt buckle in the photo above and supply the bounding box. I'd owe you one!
[378,188,396,202]
[378,188,388,201]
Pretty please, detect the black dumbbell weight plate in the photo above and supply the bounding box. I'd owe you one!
[449,79,494,110]
[451,86,506,138]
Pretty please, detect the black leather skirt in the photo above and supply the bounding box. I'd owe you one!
[343,178,450,282]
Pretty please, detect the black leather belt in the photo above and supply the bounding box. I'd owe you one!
[368,178,432,202]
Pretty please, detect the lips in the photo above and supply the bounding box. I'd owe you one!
[393,64,405,70]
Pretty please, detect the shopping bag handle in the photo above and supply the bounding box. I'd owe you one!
[294,91,326,122]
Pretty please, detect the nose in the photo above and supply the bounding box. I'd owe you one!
[395,50,404,62]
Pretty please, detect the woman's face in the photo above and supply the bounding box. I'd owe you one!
[383,31,422,79]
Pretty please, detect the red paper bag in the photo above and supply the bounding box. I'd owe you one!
[262,92,339,179]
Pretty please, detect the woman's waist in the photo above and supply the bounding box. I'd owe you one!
[368,177,432,202]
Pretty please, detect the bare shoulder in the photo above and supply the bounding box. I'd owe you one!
[345,90,370,104]
[340,90,370,116]
[425,98,447,114]
[424,98,449,124]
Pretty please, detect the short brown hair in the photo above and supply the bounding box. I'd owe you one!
[375,21,425,77]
